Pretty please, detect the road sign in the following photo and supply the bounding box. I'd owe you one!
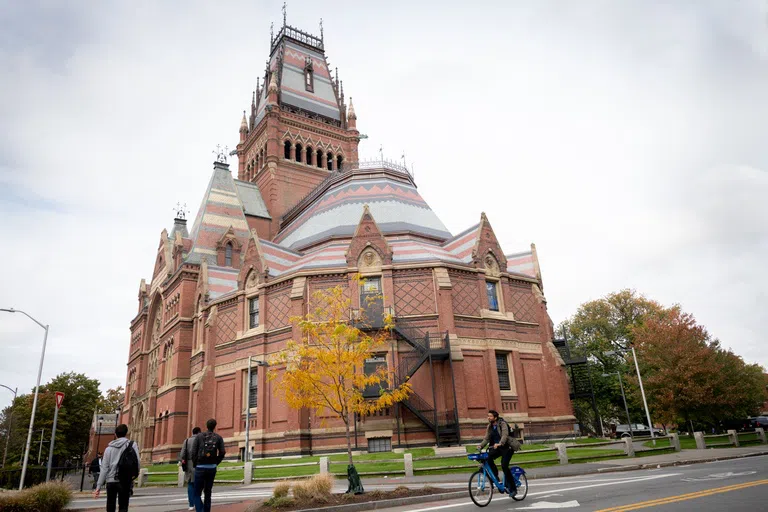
[55,392,64,409]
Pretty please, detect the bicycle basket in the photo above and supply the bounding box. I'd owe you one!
[468,452,489,461]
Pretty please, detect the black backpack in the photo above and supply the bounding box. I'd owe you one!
[196,432,219,464]
[116,441,140,482]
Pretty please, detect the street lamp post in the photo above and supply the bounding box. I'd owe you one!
[606,347,656,443]
[244,360,268,462]
[37,428,45,465]
[0,308,50,490]
[602,372,633,439]
[0,384,17,468]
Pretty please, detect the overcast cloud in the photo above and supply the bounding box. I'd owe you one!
[1,0,767,408]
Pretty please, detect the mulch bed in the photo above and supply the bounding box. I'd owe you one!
[251,487,449,512]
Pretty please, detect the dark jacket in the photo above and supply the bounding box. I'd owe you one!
[480,418,514,449]
[187,431,226,466]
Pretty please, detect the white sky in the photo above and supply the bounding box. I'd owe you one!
[1,0,767,409]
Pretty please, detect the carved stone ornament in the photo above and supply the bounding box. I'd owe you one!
[485,253,500,277]
[246,270,259,291]
[359,248,381,270]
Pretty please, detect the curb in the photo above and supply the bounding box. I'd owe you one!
[295,491,467,512]
[594,450,768,473]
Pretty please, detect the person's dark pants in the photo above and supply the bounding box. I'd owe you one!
[91,471,100,490]
[487,446,515,491]
[187,480,195,507]
[106,481,130,512]
[193,467,217,512]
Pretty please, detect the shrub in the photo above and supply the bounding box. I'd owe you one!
[0,482,72,512]
[261,496,295,508]
[393,485,410,495]
[292,474,334,502]
[272,481,291,499]
[367,489,386,499]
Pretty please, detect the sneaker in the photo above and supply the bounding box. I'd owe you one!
[507,488,517,498]
[188,507,195,511]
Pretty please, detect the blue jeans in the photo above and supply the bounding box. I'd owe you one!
[193,467,217,512]
[187,481,195,507]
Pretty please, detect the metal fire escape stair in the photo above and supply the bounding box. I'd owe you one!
[391,321,460,446]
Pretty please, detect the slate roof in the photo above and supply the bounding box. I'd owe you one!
[234,179,271,219]
[186,162,252,265]
[274,171,452,251]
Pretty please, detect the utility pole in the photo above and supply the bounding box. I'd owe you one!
[37,428,45,465]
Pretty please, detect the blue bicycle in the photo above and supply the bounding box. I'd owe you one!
[467,451,528,506]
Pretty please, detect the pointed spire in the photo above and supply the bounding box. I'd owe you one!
[340,80,344,102]
[267,69,279,105]
[240,110,248,133]
[347,97,356,130]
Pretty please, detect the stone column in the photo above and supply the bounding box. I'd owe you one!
[289,144,296,160]
[669,433,681,452]
[755,427,766,444]
[404,452,414,477]
[623,437,635,457]
[694,431,706,450]
[177,465,184,487]
[319,456,329,475]
[320,152,327,169]
[555,443,568,465]
[728,429,739,447]
[244,462,253,485]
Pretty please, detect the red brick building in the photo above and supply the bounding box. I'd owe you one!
[121,21,574,462]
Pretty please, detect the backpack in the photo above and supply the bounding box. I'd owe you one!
[116,441,140,483]
[196,432,219,464]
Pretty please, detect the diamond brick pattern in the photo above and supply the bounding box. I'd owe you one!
[308,277,350,311]
[452,274,480,316]
[266,290,292,330]
[394,271,435,316]
[216,308,238,345]
[509,284,537,323]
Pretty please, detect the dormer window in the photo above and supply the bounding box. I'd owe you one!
[304,58,314,92]
[225,243,233,266]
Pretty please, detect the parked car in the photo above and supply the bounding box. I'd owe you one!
[750,416,768,429]
[615,424,665,438]
[722,418,754,432]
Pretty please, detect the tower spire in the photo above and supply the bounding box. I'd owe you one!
[347,97,357,129]
[282,2,287,27]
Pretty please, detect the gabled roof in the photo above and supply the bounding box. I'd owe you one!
[186,162,252,265]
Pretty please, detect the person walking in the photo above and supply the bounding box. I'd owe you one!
[179,426,201,511]
[89,452,102,490]
[93,424,141,512]
[191,418,225,512]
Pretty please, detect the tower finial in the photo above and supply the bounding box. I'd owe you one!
[282,2,287,27]
[270,22,274,43]
[320,18,324,41]
[240,110,248,133]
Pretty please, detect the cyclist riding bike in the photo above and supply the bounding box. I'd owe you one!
[476,410,517,497]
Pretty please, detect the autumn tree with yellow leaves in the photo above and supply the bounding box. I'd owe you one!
[269,285,411,471]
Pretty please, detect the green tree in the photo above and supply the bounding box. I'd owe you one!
[97,386,125,413]
[0,373,101,467]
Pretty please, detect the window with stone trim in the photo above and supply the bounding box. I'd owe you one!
[249,297,260,329]
[363,355,388,398]
[486,281,500,311]
[496,352,511,391]
[225,243,233,266]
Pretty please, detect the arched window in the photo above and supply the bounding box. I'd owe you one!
[337,155,343,170]
[260,148,264,167]
[305,146,313,166]
[295,143,303,163]
[326,152,333,170]
[284,140,291,159]
[225,243,232,266]
[316,149,323,168]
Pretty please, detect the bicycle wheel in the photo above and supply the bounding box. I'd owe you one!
[511,473,528,501]
[468,469,494,507]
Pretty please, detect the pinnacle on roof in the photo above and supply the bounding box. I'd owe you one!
[347,97,356,119]
[239,111,248,133]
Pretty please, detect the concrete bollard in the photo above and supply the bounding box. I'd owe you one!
[244,462,253,485]
[669,433,681,452]
[404,452,414,477]
[137,468,148,488]
[623,437,635,457]
[694,431,706,450]
[728,429,739,447]
[177,465,185,488]
[555,443,568,465]
[756,427,766,444]
[319,456,329,475]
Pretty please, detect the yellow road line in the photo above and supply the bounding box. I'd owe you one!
[595,479,768,511]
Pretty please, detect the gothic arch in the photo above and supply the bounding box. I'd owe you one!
[145,293,163,352]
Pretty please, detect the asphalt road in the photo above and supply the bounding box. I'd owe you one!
[377,456,768,512]
[67,456,767,511]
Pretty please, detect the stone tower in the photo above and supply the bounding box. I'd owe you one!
[236,21,361,239]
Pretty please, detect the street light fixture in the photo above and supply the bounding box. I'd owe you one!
[602,372,633,439]
[605,347,655,443]
[0,384,17,468]
[244,360,269,462]
[0,308,50,490]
